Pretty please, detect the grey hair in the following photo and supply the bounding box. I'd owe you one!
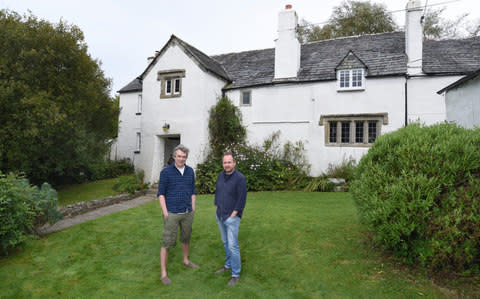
[173,144,189,158]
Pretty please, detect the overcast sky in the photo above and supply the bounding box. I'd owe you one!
[2,0,479,95]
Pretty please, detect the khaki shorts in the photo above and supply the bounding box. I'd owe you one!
[162,211,195,249]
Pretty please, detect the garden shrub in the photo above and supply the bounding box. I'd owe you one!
[303,157,356,192]
[113,170,149,194]
[326,156,357,182]
[351,123,480,274]
[196,132,310,194]
[0,172,61,255]
[303,177,335,192]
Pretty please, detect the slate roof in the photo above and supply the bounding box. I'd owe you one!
[213,32,407,89]
[119,32,480,93]
[173,36,231,81]
[117,77,142,93]
[423,37,480,74]
[437,68,480,94]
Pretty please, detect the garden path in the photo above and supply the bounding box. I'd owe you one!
[36,190,157,235]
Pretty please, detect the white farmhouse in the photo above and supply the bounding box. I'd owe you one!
[114,0,480,184]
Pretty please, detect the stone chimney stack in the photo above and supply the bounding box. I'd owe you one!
[405,0,424,75]
[274,4,301,80]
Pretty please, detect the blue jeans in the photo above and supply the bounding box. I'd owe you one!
[216,215,241,277]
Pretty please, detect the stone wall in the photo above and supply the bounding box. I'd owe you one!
[58,190,147,218]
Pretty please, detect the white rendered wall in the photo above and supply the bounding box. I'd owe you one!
[228,77,406,176]
[116,91,142,167]
[445,75,480,128]
[407,75,462,124]
[137,43,226,183]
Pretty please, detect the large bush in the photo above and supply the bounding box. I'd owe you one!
[0,173,61,255]
[351,123,480,274]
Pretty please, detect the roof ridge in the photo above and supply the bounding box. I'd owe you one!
[303,31,404,45]
[211,47,274,58]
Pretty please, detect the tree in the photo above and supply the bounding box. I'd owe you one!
[298,0,397,43]
[423,7,479,40]
[207,97,246,159]
[0,10,119,185]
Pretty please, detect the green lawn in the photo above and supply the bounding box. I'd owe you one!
[56,176,129,206]
[0,192,474,298]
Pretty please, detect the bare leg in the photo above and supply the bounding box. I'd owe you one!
[161,247,169,278]
[182,243,189,264]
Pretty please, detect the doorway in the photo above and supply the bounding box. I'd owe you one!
[164,137,180,167]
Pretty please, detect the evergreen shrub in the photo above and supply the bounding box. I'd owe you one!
[0,172,61,255]
[351,123,480,274]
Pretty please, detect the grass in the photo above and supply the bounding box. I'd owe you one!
[56,176,130,206]
[0,192,475,298]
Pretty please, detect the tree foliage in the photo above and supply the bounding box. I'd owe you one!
[298,0,397,43]
[208,97,246,159]
[0,10,119,185]
[423,7,480,40]
[299,1,480,43]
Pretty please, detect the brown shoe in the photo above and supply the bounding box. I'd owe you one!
[227,276,240,286]
[183,261,199,268]
[215,266,231,274]
[160,276,172,285]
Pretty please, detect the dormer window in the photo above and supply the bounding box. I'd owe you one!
[338,69,365,91]
[336,51,367,91]
[158,69,186,99]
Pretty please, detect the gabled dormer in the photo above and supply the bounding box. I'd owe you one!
[335,51,367,91]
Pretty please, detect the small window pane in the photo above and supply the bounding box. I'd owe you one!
[352,69,363,87]
[165,79,172,94]
[340,70,349,88]
[137,94,142,113]
[329,121,337,143]
[341,122,350,143]
[136,132,141,151]
[355,121,364,143]
[368,121,377,143]
[242,91,251,105]
[174,79,181,94]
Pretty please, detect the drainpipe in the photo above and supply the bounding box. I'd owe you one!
[404,75,408,126]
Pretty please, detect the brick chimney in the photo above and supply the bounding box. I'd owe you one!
[274,4,301,80]
[405,0,424,75]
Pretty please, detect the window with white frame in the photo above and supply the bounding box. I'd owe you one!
[320,113,387,147]
[136,94,142,115]
[240,90,251,106]
[337,69,365,91]
[135,132,141,153]
[158,69,185,98]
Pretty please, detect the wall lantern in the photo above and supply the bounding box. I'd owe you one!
[162,123,170,132]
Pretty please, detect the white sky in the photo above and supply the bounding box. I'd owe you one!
[2,0,479,95]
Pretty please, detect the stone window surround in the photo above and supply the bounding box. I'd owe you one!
[240,90,252,106]
[158,69,186,99]
[319,113,388,147]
